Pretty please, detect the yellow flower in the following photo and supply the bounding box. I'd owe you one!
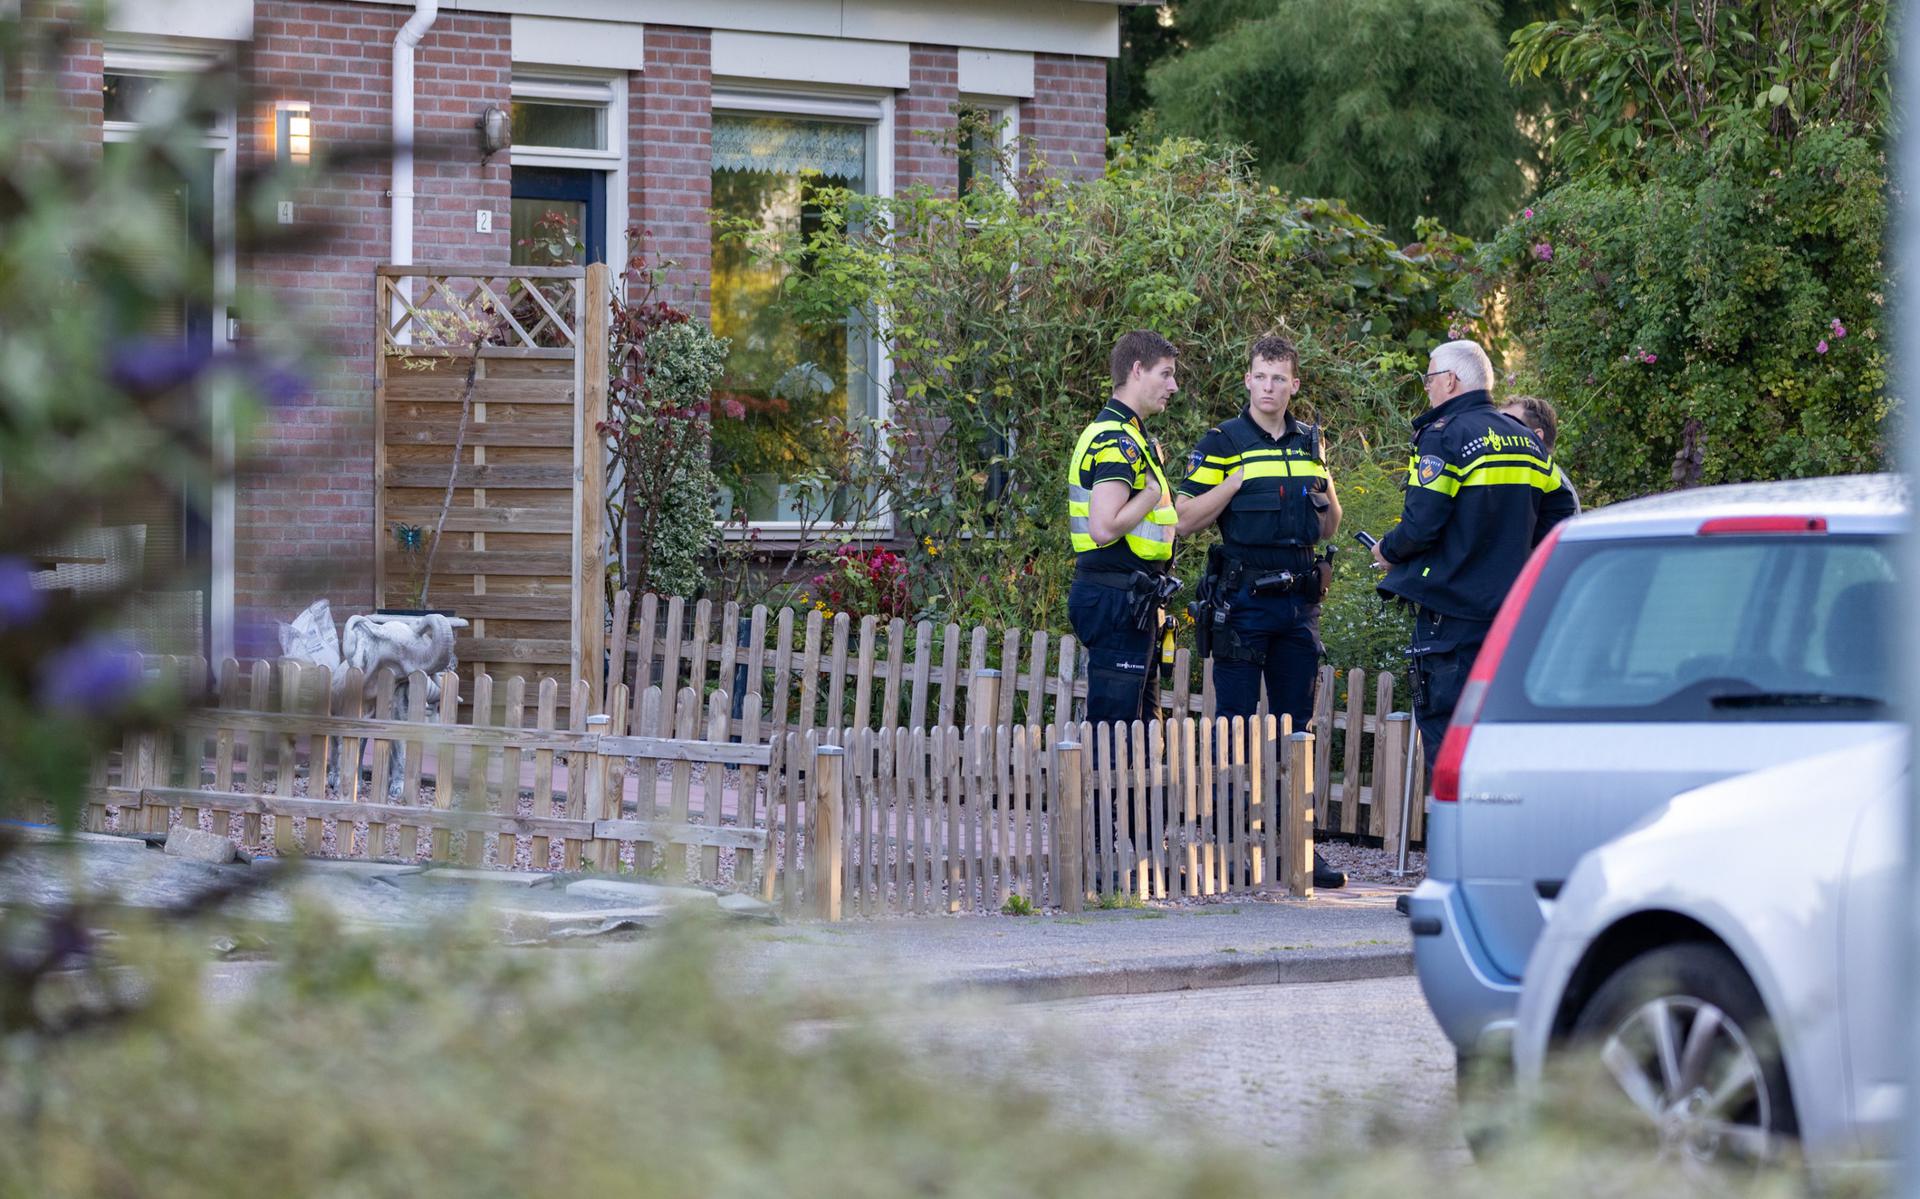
[922,536,940,557]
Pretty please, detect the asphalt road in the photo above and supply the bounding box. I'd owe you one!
[866,975,1468,1161]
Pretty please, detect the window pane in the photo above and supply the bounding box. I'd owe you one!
[957,105,1008,196]
[511,100,604,151]
[511,199,586,267]
[1511,537,1895,717]
[710,113,873,525]
[103,72,172,124]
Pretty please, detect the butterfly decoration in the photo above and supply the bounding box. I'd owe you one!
[394,523,425,553]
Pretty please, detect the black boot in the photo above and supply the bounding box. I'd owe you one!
[1312,850,1346,890]
[1394,893,1411,917]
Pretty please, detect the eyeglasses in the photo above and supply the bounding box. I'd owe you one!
[1421,369,1454,383]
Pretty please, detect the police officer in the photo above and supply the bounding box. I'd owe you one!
[1176,335,1348,890]
[1372,340,1577,757]
[1067,330,1181,728]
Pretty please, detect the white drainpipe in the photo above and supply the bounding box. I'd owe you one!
[390,0,439,282]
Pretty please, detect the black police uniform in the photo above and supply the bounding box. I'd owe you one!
[1177,409,1331,727]
[1066,399,1178,728]
[1377,388,1577,754]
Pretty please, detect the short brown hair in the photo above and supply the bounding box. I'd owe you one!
[1110,330,1177,389]
[1249,334,1298,373]
[1505,394,1560,454]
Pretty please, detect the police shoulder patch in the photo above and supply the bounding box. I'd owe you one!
[1186,449,1204,475]
[1117,437,1142,465]
[1416,454,1446,485]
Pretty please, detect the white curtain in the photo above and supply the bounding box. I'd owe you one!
[711,114,866,182]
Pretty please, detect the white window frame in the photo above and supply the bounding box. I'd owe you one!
[509,69,628,273]
[958,93,1020,194]
[103,41,238,666]
[709,84,896,541]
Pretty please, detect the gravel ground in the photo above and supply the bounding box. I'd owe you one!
[1317,841,1425,886]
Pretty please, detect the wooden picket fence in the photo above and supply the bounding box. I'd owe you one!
[604,591,1427,847]
[89,655,775,893]
[775,716,1323,920]
[80,656,1413,919]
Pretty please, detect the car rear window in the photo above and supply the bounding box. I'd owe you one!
[1481,534,1895,722]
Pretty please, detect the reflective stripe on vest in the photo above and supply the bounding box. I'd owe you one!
[1066,419,1177,560]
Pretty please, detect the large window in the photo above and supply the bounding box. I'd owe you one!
[710,94,886,527]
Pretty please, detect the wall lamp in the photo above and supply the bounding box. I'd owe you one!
[478,105,512,158]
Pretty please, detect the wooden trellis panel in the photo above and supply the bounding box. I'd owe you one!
[374,264,609,714]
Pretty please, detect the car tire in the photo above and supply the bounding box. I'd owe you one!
[1565,942,1797,1168]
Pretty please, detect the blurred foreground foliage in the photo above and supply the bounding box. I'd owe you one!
[0,911,1818,1199]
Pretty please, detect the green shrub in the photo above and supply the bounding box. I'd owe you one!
[1477,128,1888,504]
[726,136,1472,635]
[1319,459,1414,674]
[607,269,729,601]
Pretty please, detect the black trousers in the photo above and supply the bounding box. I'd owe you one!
[1410,607,1493,759]
[1210,585,1322,728]
[1068,575,1155,730]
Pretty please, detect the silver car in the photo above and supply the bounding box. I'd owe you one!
[1407,474,1904,1076]
[1512,733,1904,1175]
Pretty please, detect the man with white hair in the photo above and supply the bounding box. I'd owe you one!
[1370,339,1575,756]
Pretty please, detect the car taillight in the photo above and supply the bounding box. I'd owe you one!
[1698,515,1827,534]
[1432,522,1565,804]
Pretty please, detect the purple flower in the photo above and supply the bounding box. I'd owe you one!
[248,361,310,408]
[1831,318,1848,339]
[108,337,213,396]
[0,556,45,629]
[1817,339,1830,355]
[1533,242,1554,262]
[39,637,142,715]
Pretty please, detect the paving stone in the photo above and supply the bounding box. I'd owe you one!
[417,868,552,887]
[2,823,151,852]
[564,879,717,908]
[254,857,424,881]
[163,827,242,864]
[496,905,671,941]
[716,893,778,923]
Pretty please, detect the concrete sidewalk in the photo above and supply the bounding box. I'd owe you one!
[712,885,1414,1002]
[4,825,1414,1004]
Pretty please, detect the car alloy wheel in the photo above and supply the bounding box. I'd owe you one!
[1570,942,1796,1173]
[1600,995,1776,1166]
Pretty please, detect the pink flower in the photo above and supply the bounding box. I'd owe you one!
[1831,318,1847,339]
[1817,339,1830,355]
[1533,242,1553,262]
[1641,352,1657,365]
[720,397,746,420]
[1523,208,1534,219]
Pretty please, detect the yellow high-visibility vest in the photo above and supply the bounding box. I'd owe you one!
[1065,417,1176,561]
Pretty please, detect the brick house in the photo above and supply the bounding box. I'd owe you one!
[53,0,1128,661]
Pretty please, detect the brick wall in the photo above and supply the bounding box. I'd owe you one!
[240,1,510,651]
[631,26,712,317]
[1024,53,1106,183]
[895,45,958,195]
[19,1,102,136]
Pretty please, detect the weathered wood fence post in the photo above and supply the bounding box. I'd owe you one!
[1055,739,1085,913]
[1285,730,1315,897]
[812,743,844,921]
[574,261,610,712]
[1378,712,1412,862]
